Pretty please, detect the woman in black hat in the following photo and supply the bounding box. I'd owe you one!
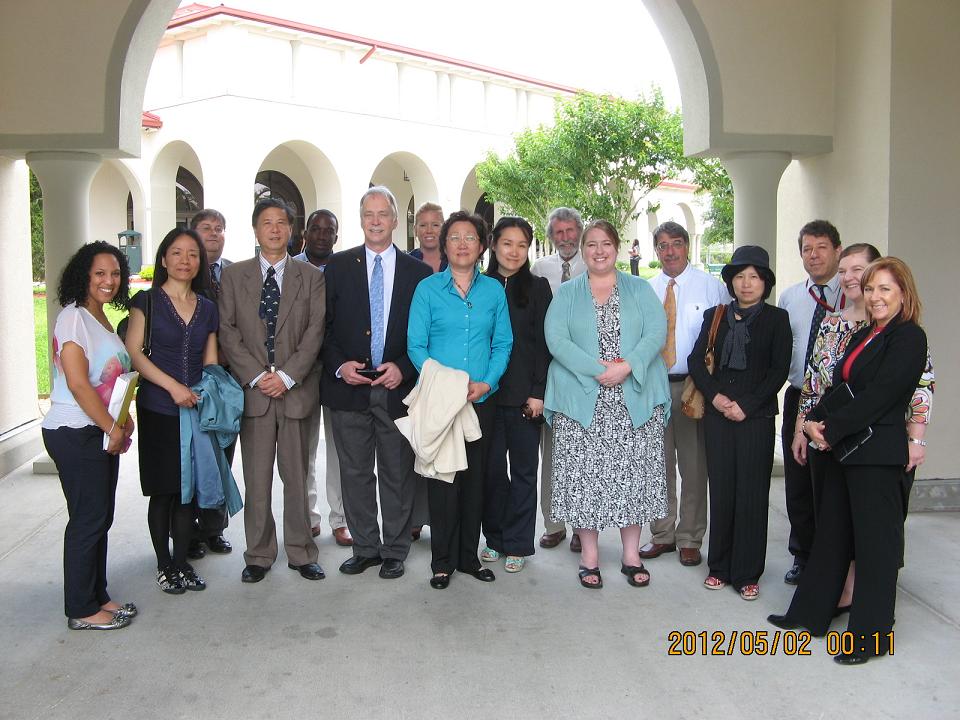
[688,246,792,601]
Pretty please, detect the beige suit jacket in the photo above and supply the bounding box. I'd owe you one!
[217,257,325,419]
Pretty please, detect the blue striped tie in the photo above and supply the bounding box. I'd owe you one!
[370,255,384,367]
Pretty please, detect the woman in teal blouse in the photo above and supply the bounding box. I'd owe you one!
[408,210,513,589]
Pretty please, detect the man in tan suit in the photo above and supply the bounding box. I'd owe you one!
[218,197,326,583]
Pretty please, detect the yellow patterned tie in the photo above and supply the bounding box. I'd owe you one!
[661,278,677,368]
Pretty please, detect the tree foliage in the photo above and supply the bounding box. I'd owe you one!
[690,158,733,246]
[476,91,687,243]
[30,170,45,281]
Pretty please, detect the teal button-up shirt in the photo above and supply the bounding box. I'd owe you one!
[407,266,513,403]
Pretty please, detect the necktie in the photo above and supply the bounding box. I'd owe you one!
[370,255,384,368]
[209,263,221,297]
[259,266,280,368]
[561,261,571,283]
[661,278,677,369]
[804,284,828,366]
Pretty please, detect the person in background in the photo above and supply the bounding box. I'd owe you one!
[480,217,552,573]
[629,239,641,276]
[532,207,586,553]
[409,201,447,273]
[42,242,136,630]
[126,228,219,594]
[688,246,791,601]
[544,220,669,590]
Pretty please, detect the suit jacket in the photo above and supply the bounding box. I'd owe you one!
[808,319,926,466]
[217,256,325,419]
[322,245,432,419]
[688,303,792,419]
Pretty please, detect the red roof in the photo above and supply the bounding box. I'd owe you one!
[168,4,578,94]
[141,111,163,129]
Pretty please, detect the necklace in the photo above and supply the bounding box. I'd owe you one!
[453,275,472,298]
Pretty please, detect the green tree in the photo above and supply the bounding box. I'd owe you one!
[30,170,44,281]
[691,158,733,246]
[476,91,687,244]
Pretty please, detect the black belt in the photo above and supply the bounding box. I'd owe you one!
[668,373,688,383]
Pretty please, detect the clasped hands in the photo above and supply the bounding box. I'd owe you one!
[595,359,632,388]
[712,393,746,422]
[339,360,403,390]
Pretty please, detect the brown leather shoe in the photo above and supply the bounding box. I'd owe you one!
[311,524,322,538]
[638,542,676,559]
[679,547,702,566]
[333,526,354,547]
[539,530,567,549]
[569,533,582,553]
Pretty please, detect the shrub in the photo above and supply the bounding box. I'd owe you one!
[648,260,662,269]
[138,265,155,280]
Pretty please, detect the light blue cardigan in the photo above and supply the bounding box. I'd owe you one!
[544,270,670,429]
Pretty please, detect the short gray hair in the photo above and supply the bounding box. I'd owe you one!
[546,207,583,241]
[360,185,399,220]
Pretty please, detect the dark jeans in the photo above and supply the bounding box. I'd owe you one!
[482,405,540,557]
[192,439,234,539]
[43,425,119,618]
[782,386,820,564]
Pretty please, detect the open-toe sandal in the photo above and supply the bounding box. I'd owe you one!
[578,565,603,589]
[621,564,650,587]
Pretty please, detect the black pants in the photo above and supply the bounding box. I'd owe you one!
[782,386,821,564]
[786,455,904,644]
[704,414,775,589]
[428,398,496,574]
[482,405,540,557]
[42,426,119,619]
[191,439,234,539]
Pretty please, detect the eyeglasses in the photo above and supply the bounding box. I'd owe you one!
[448,235,480,245]
[655,239,686,252]
[196,224,224,234]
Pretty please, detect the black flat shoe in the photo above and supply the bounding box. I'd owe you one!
[206,535,232,554]
[187,538,206,560]
[241,564,269,583]
[429,573,450,589]
[339,555,382,575]
[767,614,802,630]
[621,564,650,587]
[379,558,404,579]
[462,567,496,582]
[834,653,871,666]
[784,563,804,585]
[288,562,325,580]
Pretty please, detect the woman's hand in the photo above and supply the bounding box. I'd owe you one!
[467,382,490,403]
[105,424,126,455]
[791,431,808,465]
[906,441,925,473]
[595,359,631,387]
[712,393,733,413]
[723,401,746,422]
[524,397,544,417]
[169,382,199,408]
[804,420,830,450]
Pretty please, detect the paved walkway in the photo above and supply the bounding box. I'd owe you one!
[2,433,958,720]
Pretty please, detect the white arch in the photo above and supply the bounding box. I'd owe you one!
[149,140,204,257]
[369,151,440,250]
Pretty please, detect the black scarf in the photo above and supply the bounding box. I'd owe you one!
[719,301,763,371]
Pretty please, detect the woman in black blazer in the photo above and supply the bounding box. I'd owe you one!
[688,246,792,601]
[769,257,927,665]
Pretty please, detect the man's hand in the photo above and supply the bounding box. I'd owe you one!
[339,361,373,386]
[467,382,491,403]
[258,372,288,398]
[370,362,403,390]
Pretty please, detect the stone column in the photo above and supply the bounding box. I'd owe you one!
[27,151,103,371]
[721,151,792,267]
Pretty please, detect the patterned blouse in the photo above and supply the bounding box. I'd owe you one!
[798,312,935,423]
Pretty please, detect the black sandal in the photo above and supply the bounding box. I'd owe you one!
[621,564,650,587]
[578,565,603,589]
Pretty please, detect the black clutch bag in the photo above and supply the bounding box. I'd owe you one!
[810,382,873,462]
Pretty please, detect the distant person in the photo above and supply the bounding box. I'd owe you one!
[409,201,447,273]
[43,242,136,630]
[629,239,641,276]
[531,207,586,553]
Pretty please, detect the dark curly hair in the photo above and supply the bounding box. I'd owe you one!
[57,241,131,310]
[151,228,210,294]
[440,210,489,255]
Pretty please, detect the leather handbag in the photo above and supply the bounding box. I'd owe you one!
[680,304,726,419]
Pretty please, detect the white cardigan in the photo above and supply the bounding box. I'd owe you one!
[395,358,481,483]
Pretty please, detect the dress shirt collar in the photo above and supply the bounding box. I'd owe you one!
[258,253,288,277]
[364,243,396,266]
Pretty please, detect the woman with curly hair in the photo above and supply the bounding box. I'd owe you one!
[42,241,137,630]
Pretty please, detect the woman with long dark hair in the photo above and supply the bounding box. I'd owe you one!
[42,241,136,630]
[125,228,219,594]
[480,217,552,573]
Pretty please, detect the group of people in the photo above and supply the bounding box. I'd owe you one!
[43,195,929,663]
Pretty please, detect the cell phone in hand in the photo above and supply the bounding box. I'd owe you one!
[356,367,385,380]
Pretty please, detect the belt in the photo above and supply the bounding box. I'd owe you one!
[668,373,688,383]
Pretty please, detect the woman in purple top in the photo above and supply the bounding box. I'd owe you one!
[125,228,219,594]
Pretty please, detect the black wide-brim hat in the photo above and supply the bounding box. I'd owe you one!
[721,245,776,287]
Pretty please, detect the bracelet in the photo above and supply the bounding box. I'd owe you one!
[908,437,927,447]
[106,421,117,435]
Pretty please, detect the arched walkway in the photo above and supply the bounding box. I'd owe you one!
[370,152,439,250]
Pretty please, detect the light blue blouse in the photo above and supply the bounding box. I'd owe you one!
[407,266,513,403]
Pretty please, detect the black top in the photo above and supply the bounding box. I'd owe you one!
[687,302,792,419]
[808,319,927,466]
[488,271,552,406]
[321,245,433,419]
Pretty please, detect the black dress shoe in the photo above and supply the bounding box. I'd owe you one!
[187,538,207,560]
[288,562,326,580]
[429,573,451,589]
[379,558,404,579]
[767,614,802,630]
[339,555,382,575]
[241,564,269,583]
[461,567,496,582]
[206,535,232,554]
[784,562,804,585]
[834,652,871,666]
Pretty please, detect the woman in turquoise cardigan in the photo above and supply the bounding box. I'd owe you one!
[544,219,670,589]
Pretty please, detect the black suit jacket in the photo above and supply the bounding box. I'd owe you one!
[688,303,792,419]
[321,245,432,419]
[808,319,926,466]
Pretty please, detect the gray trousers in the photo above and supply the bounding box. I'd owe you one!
[649,380,709,548]
[539,425,566,534]
[327,387,416,560]
[305,404,346,529]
